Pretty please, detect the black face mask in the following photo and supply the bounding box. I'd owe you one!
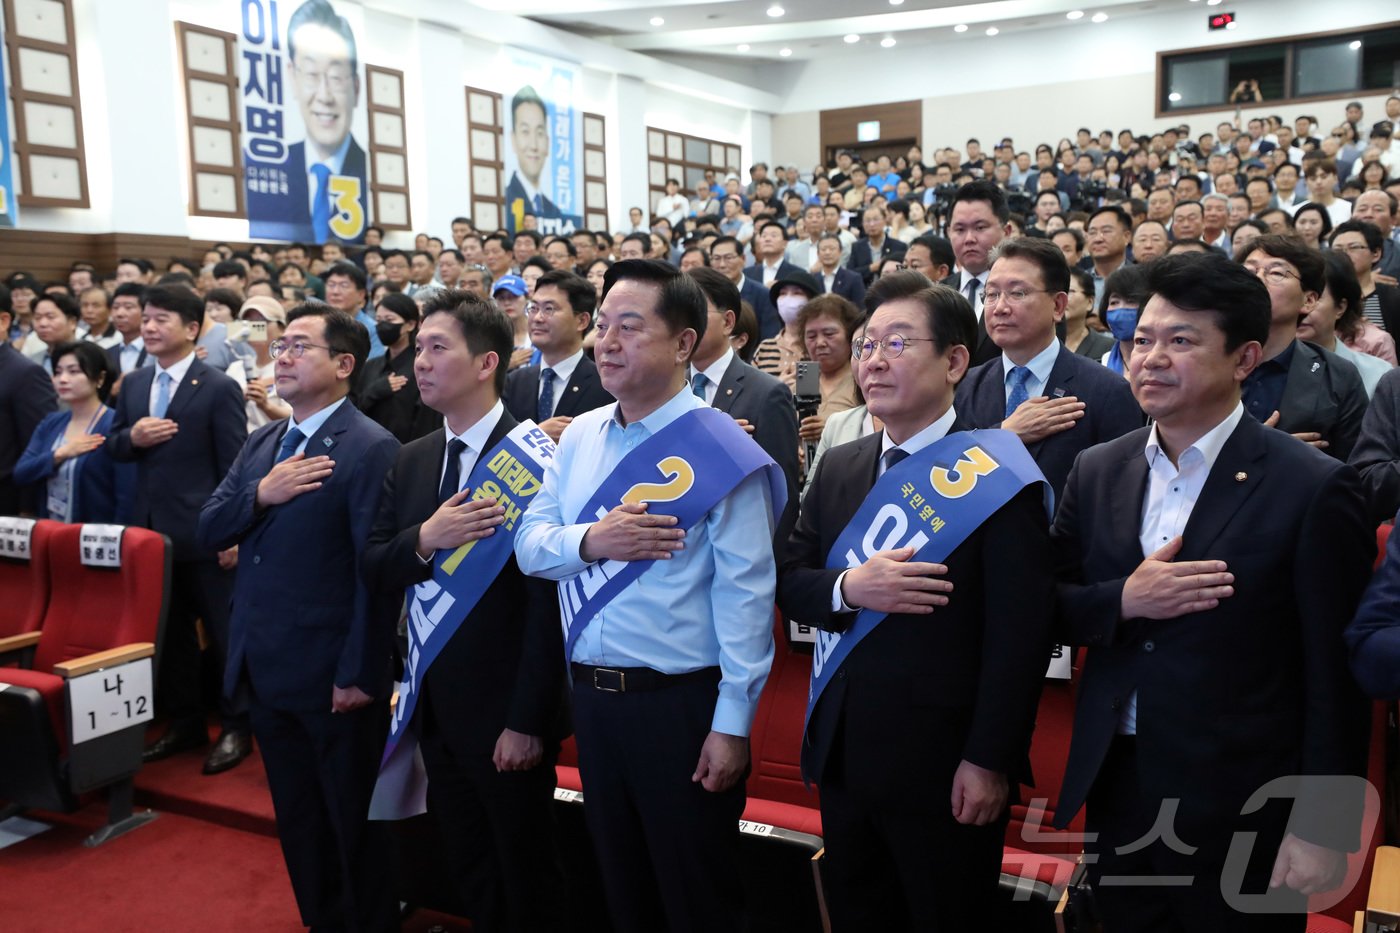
[376,321,403,345]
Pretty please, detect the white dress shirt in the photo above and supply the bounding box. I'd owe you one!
[117,337,146,374]
[961,271,987,322]
[148,350,197,415]
[1121,401,1245,734]
[538,349,584,418]
[282,396,348,456]
[688,348,735,406]
[441,400,505,496]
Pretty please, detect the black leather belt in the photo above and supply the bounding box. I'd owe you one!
[571,663,719,694]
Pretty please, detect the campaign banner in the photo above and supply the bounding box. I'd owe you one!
[0,14,17,228]
[239,0,369,244]
[501,50,582,236]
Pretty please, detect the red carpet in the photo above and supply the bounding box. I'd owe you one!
[132,731,278,837]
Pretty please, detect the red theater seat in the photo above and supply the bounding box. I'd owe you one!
[0,518,58,662]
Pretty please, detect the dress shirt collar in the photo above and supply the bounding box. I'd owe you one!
[1003,338,1060,387]
[691,347,735,385]
[1143,401,1244,472]
[880,404,959,461]
[285,395,348,444]
[446,399,505,454]
[603,383,698,435]
[309,132,351,175]
[155,350,197,387]
[542,348,584,387]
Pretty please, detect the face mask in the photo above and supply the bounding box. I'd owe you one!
[1106,307,1138,342]
[375,321,403,345]
[777,294,807,325]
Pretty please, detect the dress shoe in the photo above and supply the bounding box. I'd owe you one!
[142,722,209,763]
[202,729,252,775]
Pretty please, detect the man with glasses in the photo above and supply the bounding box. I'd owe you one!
[503,269,613,442]
[779,280,1054,929]
[955,237,1141,502]
[1237,235,1367,460]
[198,302,399,932]
[710,234,779,339]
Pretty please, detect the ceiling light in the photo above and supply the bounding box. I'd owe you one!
[889,0,905,5]
[844,33,860,43]
[1066,10,1084,19]
[1349,40,1362,50]
[649,16,664,26]
[986,26,999,35]
[767,4,784,17]
[1092,12,1108,22]
[737,43,750,51]
[1169,92,1183,102]
[881,36,896,47]
[954,23,968,32]
[1206,0,1221,5]
[779,47,792,56]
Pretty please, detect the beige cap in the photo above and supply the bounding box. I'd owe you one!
[238,295,286,324]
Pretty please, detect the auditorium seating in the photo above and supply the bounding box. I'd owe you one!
[0,518,57,666]
[0,524,171,846]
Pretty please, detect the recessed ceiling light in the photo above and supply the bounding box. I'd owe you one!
[954,23,968,32]
[844,33,860,43]
[1092,12,1108,22]
[737,43,750,51]
[649,16,664,26]
[767,4,785,17]
[986,26,999,35]
[889,0,904,5]
[779,47,792,56]
[1169,92,1183,102]
[880,36,896,47]
[1066,10,1084,19]
[1206,0,1220,5]
[1349,39,1362,50]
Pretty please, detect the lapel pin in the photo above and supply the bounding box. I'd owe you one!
[726,388,734,395]
[571,386,579,392]
[1053,388,1066,398]
[1234,472,1247,482]
[1311,362,1320,372]
[322,438,334,448]
[190,378,199,386]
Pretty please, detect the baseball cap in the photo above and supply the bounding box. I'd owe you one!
[238,295,286,323]
[492,274,528,297]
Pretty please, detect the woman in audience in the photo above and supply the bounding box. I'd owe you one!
[15,341,132,523]
[904,199,933,239]
[1332,220,1400,347]
[1302,252,1393,397]
[1358,159,1390,191]
[1103,154,1123,189]
[754,273,817,389]
[584,258,611,300]
[1098,263,1152,377]
[1030,190,1062,236]
[1066,268,1114,359]
[1230,218,1270,255]
[204,287,242,324]
[237,296,290,431]
[887,199,914,243]
[796,294,862,449]
[877,257,906,278]
[730,301,760,364]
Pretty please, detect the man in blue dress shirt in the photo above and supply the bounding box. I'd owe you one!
[516,259,776,932]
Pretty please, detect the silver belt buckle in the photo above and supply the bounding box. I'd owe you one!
[593,668,626,692]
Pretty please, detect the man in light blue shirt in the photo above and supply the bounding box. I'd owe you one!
[516,258,775,933]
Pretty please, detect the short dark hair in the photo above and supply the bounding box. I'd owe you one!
[411,250,434,264]
[535,268,597,322]
[514,230,543,248]
[1322,250,1365,341]
[50,340,116,402]
[758,220,788,238]
[687,266,742,317]
[325,260,368,292]
[601,259,707,355]
[117,257,153,275]
[1235,233,1325,295]
[375,291,420,323]
[420,289,513,396]
[622,232,653,254]
[1172,199,1204,217]
[709,235,742,257]
[909,234,955,270]
[112,282,146,304]
[213,260,246,280]
[950,179,1010,223]
[1052,227,1086,251]
[204,287,244,311]
[548,238,578,258]
[865,269,932,315]
[1097,263,1152,321]
[36,292,80,321]
[1069,268,1095,297]
[993,236,1071,294]
[733,301,760,363]
[143,285,205,328]
[1332,219,1384,253]
[1087,204,1133,232]
[1144,252,1270,352]
[285,301,369,378]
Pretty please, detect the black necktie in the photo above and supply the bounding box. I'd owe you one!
[882,447,909,474]
[439,438,467,504]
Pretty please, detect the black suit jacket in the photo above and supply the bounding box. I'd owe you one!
[848,236,908,285]
[1374,282,1400,336]
[361,411,568,753]
[955,344,1143,504]
[778,423,1055,786]
[105,357,247,561]
[823,266,867,308]
[942,270,1000,367]
[197,401,401,709]
[1271,339,1368,461]
[1050,416,1372,848]
[1349,366,1400,522]
[503,355,614,425]
[739,275,781,341]
[743,259,803,287]
[0,343,57,514]
[707,354,800,543]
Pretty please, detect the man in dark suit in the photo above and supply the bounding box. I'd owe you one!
[743,220,803,290]
[1349,367,1400,521]
[105,285,252,773]
[943,180,1015,367]
[687,267,800,539]
[778,282,1055,929]
[711,234,780,339]
[502,269,613,442]
[815,233,866,307]
[363,290,568,932]
[1347,508,1400,699]
[0,289,57,515]
[955,237,1143,503]
[197,303,400,932]
[847,203,908,285]
[1237,235,1368,461]
[1051,253,1371,931]
[105,283,150,392]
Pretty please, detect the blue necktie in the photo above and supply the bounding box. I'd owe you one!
[691,371,707,400]
[533,194,543,214]
[310,164,332,243]
[152,371,172,418]
[538,368,556,423]
[881,447,909,475]
[1006,366,1032,418]
[275,427,305,464]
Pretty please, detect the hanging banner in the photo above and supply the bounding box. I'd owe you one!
[501,50,581,236]
[0,13,17,228]
[239,0,369,244]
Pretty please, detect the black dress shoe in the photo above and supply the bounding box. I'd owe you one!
[202,729,252,775]
[142,722,209,763]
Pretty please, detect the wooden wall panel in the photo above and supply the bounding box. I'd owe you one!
[819,100,922,165]
[0,229,248,282]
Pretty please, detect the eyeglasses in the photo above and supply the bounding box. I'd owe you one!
[524,302,569,317]
[1332,243,1373,255]
[293,65,353,93]
[269,339,337,359]
[983,287,1052,307]
[1243,264,1300,286]
[853,334,938,360]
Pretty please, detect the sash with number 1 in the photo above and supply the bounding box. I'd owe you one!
[559,406,787,660]
[805,429,1050,735]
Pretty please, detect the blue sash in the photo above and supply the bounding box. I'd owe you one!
[380,421,556,772]
[559,406,787,660]
[806,429,1050,734]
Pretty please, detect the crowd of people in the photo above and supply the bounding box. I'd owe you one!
[2,93,1400,933]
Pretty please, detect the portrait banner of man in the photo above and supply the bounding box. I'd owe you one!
[240,0,370,245]
[501,51,583,237]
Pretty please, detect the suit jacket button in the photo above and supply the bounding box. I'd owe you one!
[252,555,261,565]
[1143,640,1155,652]
[836,669,846,680]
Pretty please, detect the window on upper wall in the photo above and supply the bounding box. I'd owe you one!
[646,127,740,222]
[1157,23,1400,116]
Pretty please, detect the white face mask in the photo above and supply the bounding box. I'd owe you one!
[777,294,807,325]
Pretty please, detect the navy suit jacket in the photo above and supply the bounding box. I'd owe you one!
[0,343,57,514]
[847,236,908,285]
[955,343,1143,504]
[708,354,800,543]
[740,275,781,341]
[503,355,615,424]
[1050,416,1372,848]
[197,400,400,710]
[246,138,368,244]
[1350,366,1400,522]
[823,266,867,308]
[105,357,247,561]
[1346,513,1400,699]
[14,409,135,523]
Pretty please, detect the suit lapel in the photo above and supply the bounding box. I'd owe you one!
[1027,347,1078,455]
[1177,418,1267,560]
[303,400,355,461]
[558,359,594,416]
[1104,443,1150,561]
[165,358,208,422]
[1275,340,1322,432]
[974,360,1009,428]
[711,356,744,414]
